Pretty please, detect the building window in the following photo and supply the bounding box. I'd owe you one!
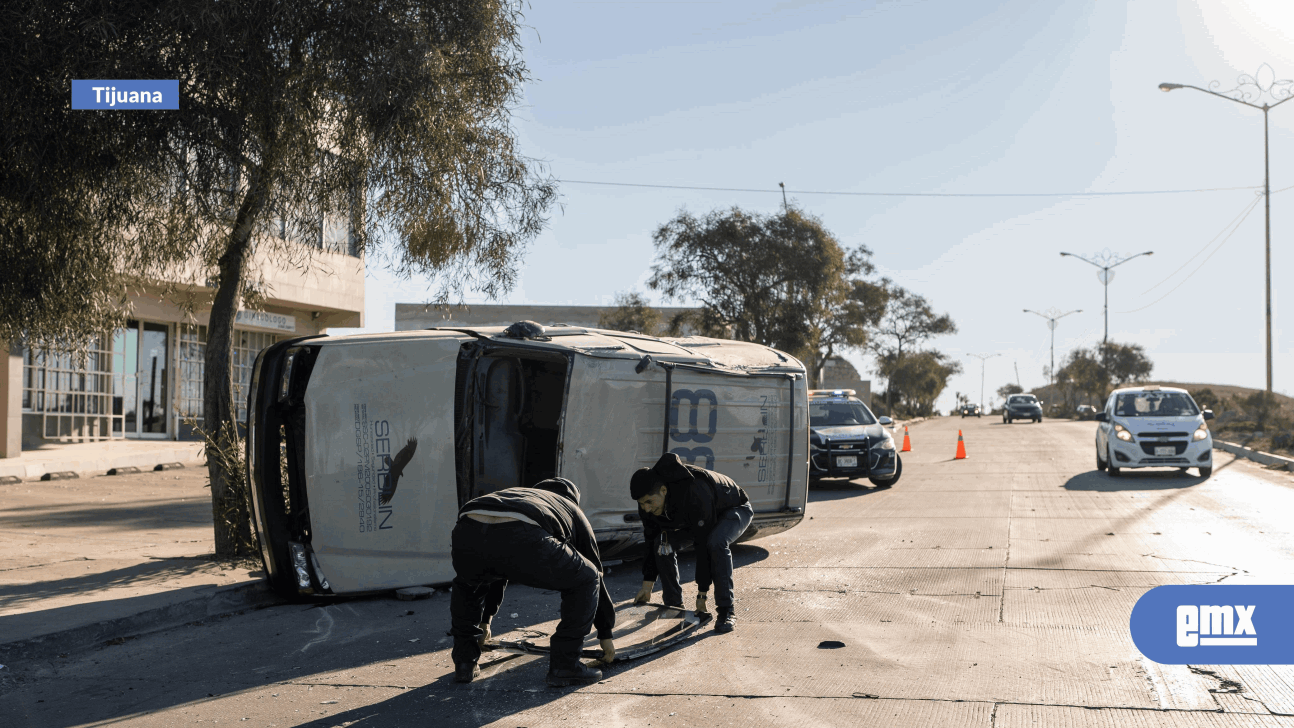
[21,336,120,441]
[176,324,206,438]
[176,324,281,435]
[234,329,281,423]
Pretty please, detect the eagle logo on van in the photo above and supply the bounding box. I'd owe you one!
[379,438,418,505]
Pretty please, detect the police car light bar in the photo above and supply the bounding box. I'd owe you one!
[809,389,856,397]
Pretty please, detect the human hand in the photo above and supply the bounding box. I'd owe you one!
[476,620,491,646]
[696,593,710,616]
[633,580,654,605]
[600,638,616,664]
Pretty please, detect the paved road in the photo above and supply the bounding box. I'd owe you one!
[3,417,1294,727]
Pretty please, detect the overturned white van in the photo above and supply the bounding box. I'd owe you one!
[247,323,809,598]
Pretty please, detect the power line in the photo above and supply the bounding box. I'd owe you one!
[1138,193,1263,296]
[558,178,1262,198]
[1117,195,1262,314]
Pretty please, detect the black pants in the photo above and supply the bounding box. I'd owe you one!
[450,518,599,669]
[654,502,754,612]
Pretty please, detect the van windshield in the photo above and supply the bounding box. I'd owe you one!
[1114,392,1199,417]
[810,400,877,427]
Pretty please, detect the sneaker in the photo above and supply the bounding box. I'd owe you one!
[454,662,480,683]
[546,663,603,687]
[715,610,736,633]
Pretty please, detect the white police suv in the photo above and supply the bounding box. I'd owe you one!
[1095,386,1214,478]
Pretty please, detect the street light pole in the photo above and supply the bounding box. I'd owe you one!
[1059,250,1153,345]
[1024,308,1082,387]
[1160,65,1293,394]
[966,353,1000,412]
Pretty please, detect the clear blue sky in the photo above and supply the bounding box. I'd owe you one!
[340,0,1294,411]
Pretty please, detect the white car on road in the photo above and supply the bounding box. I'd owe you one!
[1094,386,1214,478]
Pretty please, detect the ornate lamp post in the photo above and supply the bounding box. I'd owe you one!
[1059,249,1153,345]
[1159,64,1293,394]
[966,352,1000,413]
[1023,308,1082,387]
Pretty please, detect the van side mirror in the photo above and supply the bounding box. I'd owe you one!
[1203,409,1214,421]
[878,416,893,426]
[1095,412,1109,422]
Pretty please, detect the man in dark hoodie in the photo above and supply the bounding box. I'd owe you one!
[449,478,615,687]
[628,453,752,633]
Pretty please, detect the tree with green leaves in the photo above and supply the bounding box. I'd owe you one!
[1098,341,1154,386]
[997,383,1024,400]
[875,350,962,417]
[598,292,663,336]
[1054,342,1154,407]
[648,205,885,386]
[1,1,556,555]
[866,286,957,413]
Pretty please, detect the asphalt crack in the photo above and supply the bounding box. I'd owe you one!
[1189,666,1244,694]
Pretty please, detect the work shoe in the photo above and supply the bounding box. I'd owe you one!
[545,663,603,687]
[454,662,480,683]
[715,610,736,634]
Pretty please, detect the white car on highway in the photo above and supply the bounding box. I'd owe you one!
[1094,386,1214,478]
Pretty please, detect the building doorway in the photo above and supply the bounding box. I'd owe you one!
[113,320,170,438]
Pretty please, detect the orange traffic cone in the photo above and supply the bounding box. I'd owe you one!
[954,430,968,460]
[900,426,912,452]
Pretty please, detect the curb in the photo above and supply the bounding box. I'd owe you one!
[1214,440,1294,472]
[0,579,283,661]
[0,443,206,482]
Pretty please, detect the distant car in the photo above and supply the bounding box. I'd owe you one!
[1095,385,1214,478]
[1003,394,1043,423]
[960,404,982,418]
[808,390,901,487]
[1076,404,1097,420]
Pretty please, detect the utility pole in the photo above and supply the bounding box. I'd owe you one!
[1024,308,1082,387]
[966,353,1000,413]
[1160,64,1292,394]
[778,181,788,211]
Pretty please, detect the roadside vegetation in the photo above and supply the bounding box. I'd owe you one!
[601,204,960,414]
[2,1,556,556]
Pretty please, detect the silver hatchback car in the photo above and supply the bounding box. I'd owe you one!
[1095,386,1214,478]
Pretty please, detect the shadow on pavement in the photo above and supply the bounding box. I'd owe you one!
[807,481,888,503]
[287,603,731,728]
[0,563,733,728]
[0,556,221,614]
[0,497,211,531]
[1062,469,1207,492]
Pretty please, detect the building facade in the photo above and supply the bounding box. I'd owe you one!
[2,239,364,457]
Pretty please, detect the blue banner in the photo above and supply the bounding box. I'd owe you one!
[1131,585,1294,664]
[72,80,178,110]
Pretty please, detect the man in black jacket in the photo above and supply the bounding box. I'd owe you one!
[449,478,615,687]
[628,453,753,633]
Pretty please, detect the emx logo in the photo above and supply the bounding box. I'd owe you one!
[1132,585,1294,664]
[1177,604,1257,646]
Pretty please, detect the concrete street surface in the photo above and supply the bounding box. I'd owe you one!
[3,417,1294,727]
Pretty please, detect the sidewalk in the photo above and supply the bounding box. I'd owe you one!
[0,465,275,661]
[0,439,207,481]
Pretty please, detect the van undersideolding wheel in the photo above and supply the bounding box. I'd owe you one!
[1096,448,1107,472]
[1107,446,1121,477]
[1199,466,1213,478]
